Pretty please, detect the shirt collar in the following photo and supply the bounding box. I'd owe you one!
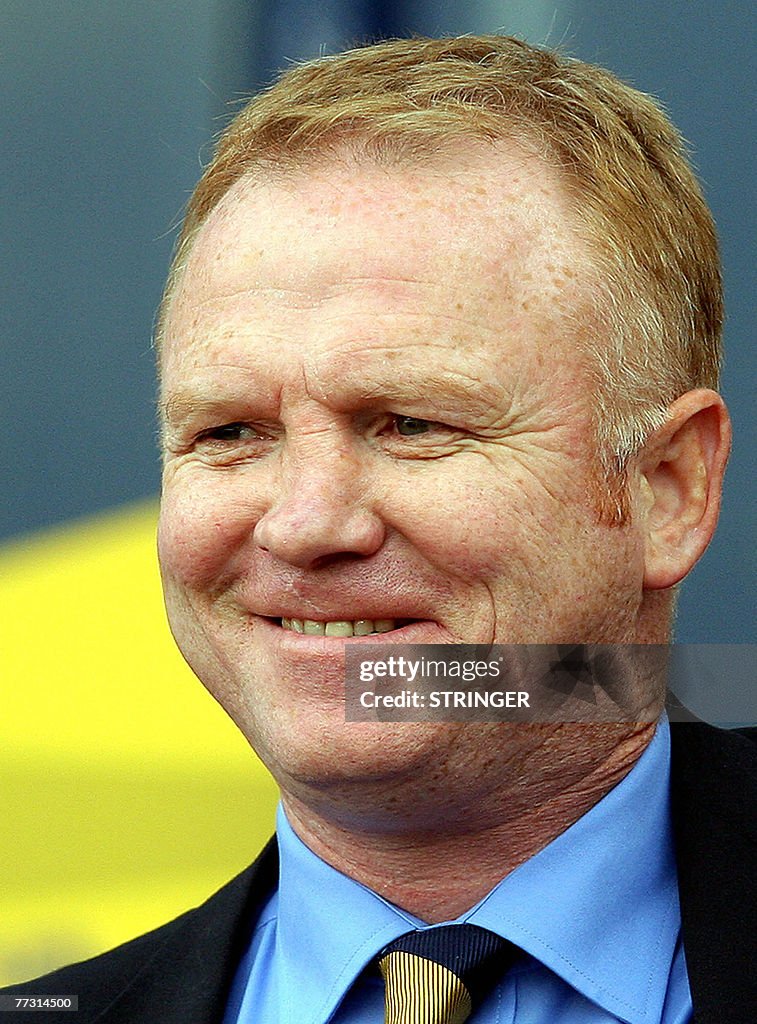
[275,805,420,1024]
[275,716,679,1024]
[468,716,680,1023]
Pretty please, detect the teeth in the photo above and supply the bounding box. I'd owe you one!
[280,618,398,636]
[324,621,353,637]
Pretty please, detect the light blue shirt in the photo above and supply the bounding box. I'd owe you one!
[223,718,691,1023]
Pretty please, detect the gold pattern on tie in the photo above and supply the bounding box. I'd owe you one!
[380,949,472,1024]
[377,924,519,1024]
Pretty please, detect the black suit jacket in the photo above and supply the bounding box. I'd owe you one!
[2,722,755,1023]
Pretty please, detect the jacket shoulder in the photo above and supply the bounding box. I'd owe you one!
[0,841,278,1023]
[671,720,757,798]
[1,912,191,1017]
[669,721,757,1023]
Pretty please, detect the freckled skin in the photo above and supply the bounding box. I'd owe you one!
[157,147,667,919]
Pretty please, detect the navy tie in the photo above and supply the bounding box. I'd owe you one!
[378,923,520,1023]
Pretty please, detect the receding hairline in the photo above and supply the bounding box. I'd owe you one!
[154,32,722,537]
[156,125,599,357]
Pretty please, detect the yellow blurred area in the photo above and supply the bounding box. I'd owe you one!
[0,501,279,987]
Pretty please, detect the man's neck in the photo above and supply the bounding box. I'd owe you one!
[281,722,656,922]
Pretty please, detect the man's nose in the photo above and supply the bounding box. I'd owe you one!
[252,441,385,568]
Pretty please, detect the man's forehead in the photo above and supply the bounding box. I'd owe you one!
[179,144,583,298]
[158,145,596,408]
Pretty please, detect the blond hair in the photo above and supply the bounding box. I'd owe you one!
[158,35,722,508]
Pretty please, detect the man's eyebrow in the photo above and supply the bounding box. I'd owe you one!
[161,392,244,429]
[161,372,512,428]
[342,371,511,420]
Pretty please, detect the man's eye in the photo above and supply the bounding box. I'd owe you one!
[198,422,250,443]
[394,415,432,436]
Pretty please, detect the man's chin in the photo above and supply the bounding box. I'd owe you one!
[253,718,458,794]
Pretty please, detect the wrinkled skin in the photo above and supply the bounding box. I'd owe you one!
[156,148,719,917]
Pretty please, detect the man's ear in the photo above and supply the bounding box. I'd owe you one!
[638,389,731,591]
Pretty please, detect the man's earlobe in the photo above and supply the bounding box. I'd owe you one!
[640,389,731,590]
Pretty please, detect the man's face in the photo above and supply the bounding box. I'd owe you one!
[158,148,648,804]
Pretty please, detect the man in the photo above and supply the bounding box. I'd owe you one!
[3,34,753,1024]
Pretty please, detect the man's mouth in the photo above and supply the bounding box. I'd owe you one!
[279,617,412,637]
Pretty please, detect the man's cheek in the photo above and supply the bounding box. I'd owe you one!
[157,489,245,589]
[398,473,535,580]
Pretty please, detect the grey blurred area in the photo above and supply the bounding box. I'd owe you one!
[2,2,753,661]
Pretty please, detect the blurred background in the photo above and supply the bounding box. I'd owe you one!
[1,0,754,986]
